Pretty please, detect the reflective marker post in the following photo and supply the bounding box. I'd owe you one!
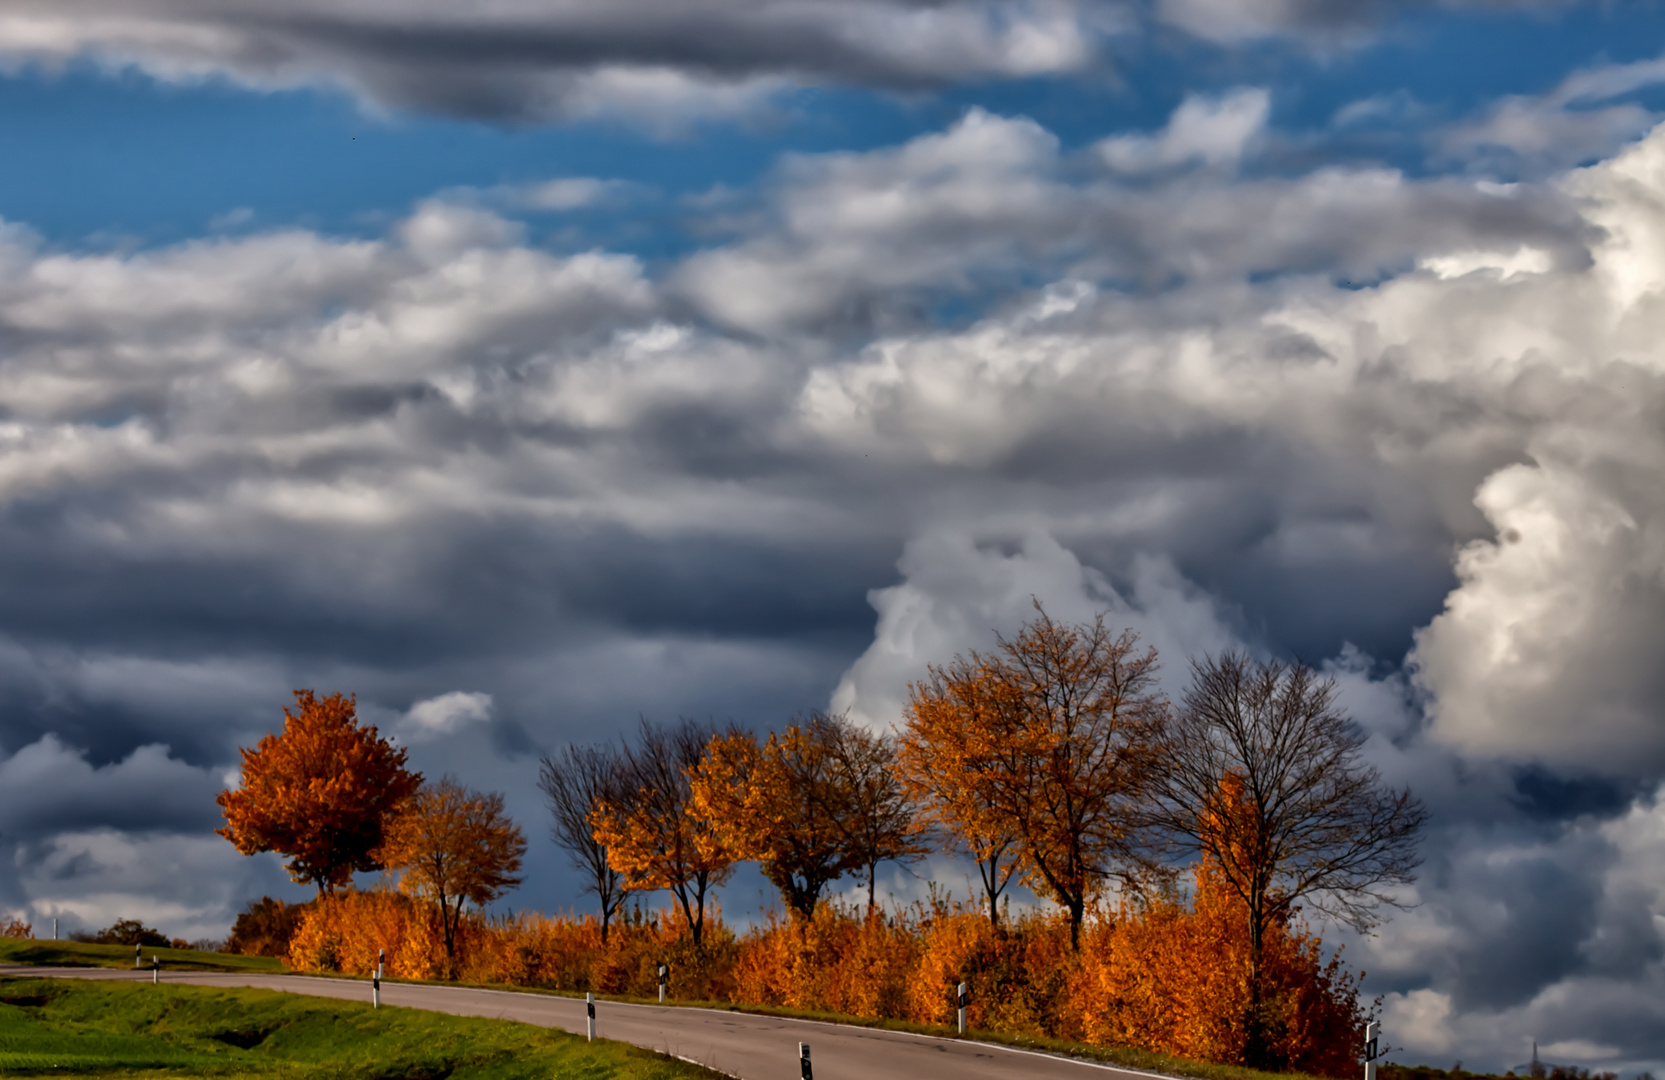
[657,962,668,1003]
[151,956,159,985]
[799,1042,812,1080]
[134,943,142,969]
[956,981,969,1035]
[373,969,380,1008]
[586,993,596,1041]
[1364,1020,1380,1080]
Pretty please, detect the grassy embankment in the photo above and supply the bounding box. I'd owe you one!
[0,976,724,1080]
[0,939,284,974]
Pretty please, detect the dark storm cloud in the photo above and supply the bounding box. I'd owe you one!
[0,0,1109,122]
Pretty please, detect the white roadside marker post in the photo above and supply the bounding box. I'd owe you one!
[134,943,141,969]
[378,948,385,981]
[957,981,969,1035]
[799,1041,812,1080]
[586,993,596,1041]
[657,962,668,1003]
[151,956,159,985]
[373,969,380,1008]
[1364,1020,1380,1080]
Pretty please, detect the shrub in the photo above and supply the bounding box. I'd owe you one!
[227,896,311,957]
[73,918,170,947]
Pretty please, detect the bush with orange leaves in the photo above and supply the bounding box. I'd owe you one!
[283,872,1364,1077]
[1073,860,1368,1076]
[0,917,31,939]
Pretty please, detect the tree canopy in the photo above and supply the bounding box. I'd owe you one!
[216,690,423,896]
[380,775,527,969]
[903,604,1168,947]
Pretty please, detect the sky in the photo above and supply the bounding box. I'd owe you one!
[1,0,1665,1072]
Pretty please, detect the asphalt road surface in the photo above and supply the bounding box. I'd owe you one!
[0,964,1168,1080]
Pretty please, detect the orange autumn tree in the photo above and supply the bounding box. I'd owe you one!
[379,776,527,972]
[217,690,422,896]
[903,604,1168,947]
[899,666,1021,929]
[589,718,733,947]
[691,713,868,921]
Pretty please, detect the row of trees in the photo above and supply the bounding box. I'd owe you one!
[215,606,1424,1066]
[541,605,1426,1064]
[216,691,527,971]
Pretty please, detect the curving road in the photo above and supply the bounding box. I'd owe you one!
[0,965,1168,1080]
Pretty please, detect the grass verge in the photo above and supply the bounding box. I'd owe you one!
[0,975,726,1080]
[0,938,285,974]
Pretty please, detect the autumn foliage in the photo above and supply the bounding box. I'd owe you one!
[378,776,527,970]
[223,610,1411,1080]
[282,873,1364,1077]
[217,690,423,896]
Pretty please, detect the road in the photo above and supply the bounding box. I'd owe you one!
[0,964,1167,1080]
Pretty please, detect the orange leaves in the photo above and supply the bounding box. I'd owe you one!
[689,712,924,919]
[216,690,422,896]
[379,775,527,967]
[902,605,1167,945]
[690,720,857,919]
[588,718,733,945]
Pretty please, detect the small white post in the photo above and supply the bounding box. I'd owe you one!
[135,943,142,969]
[378,948,385,981]
[799,1041,812,1080]
[1364,1020,1380,1080]
[373,969,380,1009]
[586,992,596,1041]
[657,962,668,1003]
[151,957,159,985]
[956,981,968,1035]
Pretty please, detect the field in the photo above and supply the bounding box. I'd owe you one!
[0,939,285,974]
[0,976,724,1080]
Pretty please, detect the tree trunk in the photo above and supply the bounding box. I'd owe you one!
[867,861,877,912]
[1246,897,1266,1069]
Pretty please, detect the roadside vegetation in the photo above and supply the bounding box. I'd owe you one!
[67,602,1428,1078]
[0,976,723,1080]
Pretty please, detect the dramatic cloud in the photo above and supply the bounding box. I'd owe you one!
[1,81,1665,1067]
[0,0,1113,123]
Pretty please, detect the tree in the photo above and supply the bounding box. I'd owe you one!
[1152,652,1427,1067]
[899,669,1022,930]
[589,718,733,947]
[902,604,1168,948]
[538,743,630,943]
[225,897,309,958]
[379,776,527,970]
[217,690,423,897]
[691,712,866,920]
[823,718,931,912]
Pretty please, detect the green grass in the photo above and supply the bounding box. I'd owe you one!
[0,939,285,974]
[0,976,727,1080]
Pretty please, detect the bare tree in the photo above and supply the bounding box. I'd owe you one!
[1153,652,1427,1065]
[538,743,629,943]
[823,715,931,912]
